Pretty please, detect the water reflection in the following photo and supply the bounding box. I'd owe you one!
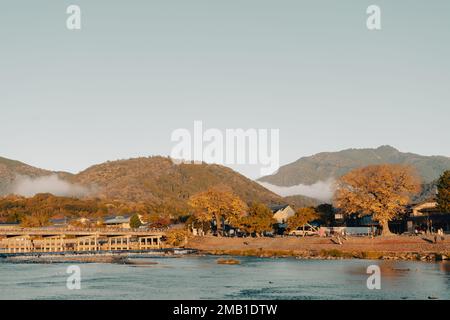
[0,256,449,300]
[438,261,450,273]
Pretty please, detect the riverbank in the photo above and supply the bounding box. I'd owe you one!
[2,236,449,263]
[187,235,450,262]
[0,249,197,264]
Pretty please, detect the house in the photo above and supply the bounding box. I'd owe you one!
[270,204,295,224]
[49,216,69,228]
[269,205,295,235]
[104,215,132,229]
[0,222,20,230]
[406,201,450,233]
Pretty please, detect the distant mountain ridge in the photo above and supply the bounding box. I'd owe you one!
[259,146,450,186]
[70,156,283,206]
[0,156,284,207]
[2,146,448,208]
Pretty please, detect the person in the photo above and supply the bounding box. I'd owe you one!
[439,228,445,241]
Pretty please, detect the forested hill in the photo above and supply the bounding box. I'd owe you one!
[70,156,283,206]
[259,146,450,186]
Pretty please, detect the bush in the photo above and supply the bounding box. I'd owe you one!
[164,229,188,247]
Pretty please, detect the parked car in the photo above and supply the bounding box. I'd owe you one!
[288,229,317,237]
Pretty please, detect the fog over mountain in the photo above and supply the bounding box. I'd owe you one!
[11,175,90,198]
[1,146,448,205]
[258,179,335,202]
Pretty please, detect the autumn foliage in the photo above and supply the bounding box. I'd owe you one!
[334,164,421,235]
[238,203,276,236]
[0,193,181,227]
[188,187,247,236]
[287,207,319,231]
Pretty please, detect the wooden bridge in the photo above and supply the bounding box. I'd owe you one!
[0,228,165,254]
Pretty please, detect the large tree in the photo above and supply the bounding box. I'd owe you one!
[437,170,450,213]
[334,164,421,236]
[188,187,247,236]
[286,207,319,232]
[238,203,276,236]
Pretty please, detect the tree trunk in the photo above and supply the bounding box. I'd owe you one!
[216,216,222,237]
[380,220,393,236]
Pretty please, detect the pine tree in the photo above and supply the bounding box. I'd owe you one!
[130,214,142,229]
[437,170,450,213]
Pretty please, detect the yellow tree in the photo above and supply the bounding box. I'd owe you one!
[188,187,247,236]
[334,164,421,236]
[20,211,52,228]
[287,207,319,231]
[238,203,277,236]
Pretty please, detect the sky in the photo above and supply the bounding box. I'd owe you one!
[1,0,449,179]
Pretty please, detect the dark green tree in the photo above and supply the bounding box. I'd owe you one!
[130,214,142,229]
[437,170,450,213]
[316,203,335,225]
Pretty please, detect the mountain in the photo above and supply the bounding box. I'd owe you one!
[0,156,283,207]
[68,156,282,206]
[0,157,52,195]
[283,195,322,208]
[259,146,450,187]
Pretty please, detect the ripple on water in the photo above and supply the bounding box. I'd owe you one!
[1,257,449,300]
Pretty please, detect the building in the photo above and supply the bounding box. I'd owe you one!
[49,216,69,228]
[270,205,295,224]
[104,215,132,229]
[406,201,450,233]
[269,204,295,235]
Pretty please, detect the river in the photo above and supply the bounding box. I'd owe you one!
[1,256,449,300]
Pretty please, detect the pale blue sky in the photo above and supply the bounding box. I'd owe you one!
[1,1,449,178]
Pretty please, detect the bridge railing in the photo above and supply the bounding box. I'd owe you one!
[0,226,168,233]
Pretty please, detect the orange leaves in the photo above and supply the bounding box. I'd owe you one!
[188,187,247,233]
[335,164,421,234]
[287,207,319,231]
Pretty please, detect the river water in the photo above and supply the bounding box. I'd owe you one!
[0,256,449,300]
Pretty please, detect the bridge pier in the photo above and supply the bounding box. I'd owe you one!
[40,236,65,252]
[1,236,33,253]
[108,235,131,251]
[138,236,160,249]
[75,235,99,252]
[0,229,164,254]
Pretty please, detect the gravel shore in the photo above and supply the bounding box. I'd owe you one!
[187,235,450,261]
